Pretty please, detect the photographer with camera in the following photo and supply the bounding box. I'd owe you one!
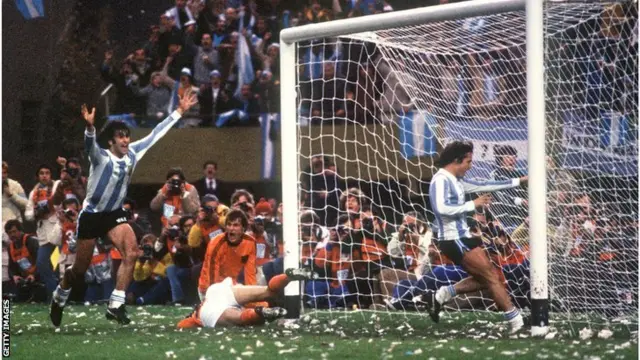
[157,215,194,305]
[57,198,81,281]
[188,195,224,262]
[248,198,282,285]
[2,161,28,226]
[24,164,62,298]
[150,167,200,228]
[370,211,431,309]
[126,234,173,305]
[52,157,87,206]
[304,214,357,309]
[4,220,44,302]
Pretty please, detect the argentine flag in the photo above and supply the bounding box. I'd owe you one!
[259,113,279,179]
[398,110,437,159]
[15,0,44,19]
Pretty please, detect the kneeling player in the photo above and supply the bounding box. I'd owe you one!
[178,268,314,328]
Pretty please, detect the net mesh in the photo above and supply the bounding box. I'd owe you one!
[294,0,638,328]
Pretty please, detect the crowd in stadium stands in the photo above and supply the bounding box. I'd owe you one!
[101,0,398,128]
[1,0,636,317]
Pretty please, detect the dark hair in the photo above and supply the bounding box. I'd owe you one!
[230,189,254,206]
[123,197,137,210]
[225,209,248,230]
[66,157,81,167]
[494,145,517,167]
[179,215,195,228]
[35,164,53,177]
[98,121,130,149]
[166,167,186,181]
[435,141,474,168]
[4,219,23,234]
[336,214,350,226]
[203,160,218,170]
[300,210,320,225]
[62,198,80,209]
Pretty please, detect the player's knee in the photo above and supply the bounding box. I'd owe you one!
[123,249,138,264]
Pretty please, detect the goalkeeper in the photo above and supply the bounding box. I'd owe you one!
[178,268,315,329]
[427,141,528,334]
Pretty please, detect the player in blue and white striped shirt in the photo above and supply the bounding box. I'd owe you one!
[50,91,198,327]
[427,141,528,334]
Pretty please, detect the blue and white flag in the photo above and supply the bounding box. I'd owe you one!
[234,34,255,98]
[15,0,44,19]
[215,109,249,128]
[259,113,280,179]
[399,110,437,160]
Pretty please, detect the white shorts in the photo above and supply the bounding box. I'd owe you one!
[199,277,240,328]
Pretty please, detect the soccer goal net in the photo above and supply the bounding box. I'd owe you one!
[280,0,638,331]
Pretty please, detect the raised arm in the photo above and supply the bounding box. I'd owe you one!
[461,176,527,194]
[129,90,198,160]
[430,176,490,217]
[82,104,108,165]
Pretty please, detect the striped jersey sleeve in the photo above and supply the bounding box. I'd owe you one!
[130,110,182,160]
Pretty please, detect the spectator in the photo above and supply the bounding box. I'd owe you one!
[306,62,348,120]
[5,220,43,302]
[188,194,224,263]
[198,209,257,300]
[127,234,172,305]
[130,48,155,88]
[199,70,233,126]
[57,198,80,281]
[156,215,193,305]
[100,51,145,116]
[469,53,507,120]
[187,33,220,86]
[131,72,173,126]
[305,214,355,309]
[150,167,200,228]
[254,70,280,113]
[2,161,28,226]
[229,84,260,125]
[230,188,255,208]
[157,13,183,61]
[211,17,231,48]
[84,243,114,305]
[166,216,195,304]
[52,158,87,206]
[166,0,196,30]
[490,145,528,232]
[163,38,195,81]
[256,43,280,78]
[250,198,276,284]
[163,68,201,127]
[196,3,227,42]
[24,164,61,298]
[193,160,227,199]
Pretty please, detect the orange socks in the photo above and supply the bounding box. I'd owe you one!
[268,274,290,293]
[177,316,202,329]
[240,308,265,326]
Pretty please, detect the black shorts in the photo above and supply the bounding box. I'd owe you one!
[436,237,484,265]
[76,208,129,240]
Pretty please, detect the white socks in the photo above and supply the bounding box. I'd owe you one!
[109,290,126,308]
[53,286,71,307]
[435,285,456,305]
[505,308,524,333]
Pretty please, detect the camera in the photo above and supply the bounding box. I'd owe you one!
[237,201,251,213]
[202,205,216,215]
[168,178,183,195]
[140,244,154,261]
[35,200,49,218]
[63,209,76,219]
[66,167,79,179]
[167,225,180,239]
[361,217,375,235]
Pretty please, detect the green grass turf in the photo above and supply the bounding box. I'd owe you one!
[8,304,638,359]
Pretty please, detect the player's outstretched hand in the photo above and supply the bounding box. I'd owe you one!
[81,104,96,128]
[473,194,492,208]
[519,176,528,186]
[177,89,198,115]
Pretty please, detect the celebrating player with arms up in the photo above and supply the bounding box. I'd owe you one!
[50,91,198,327]
[427,141,528,334]
[178,268,315,329]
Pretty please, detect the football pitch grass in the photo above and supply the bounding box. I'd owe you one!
[9,304,638,359]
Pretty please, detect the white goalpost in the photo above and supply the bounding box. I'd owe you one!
[279,0,638,336]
